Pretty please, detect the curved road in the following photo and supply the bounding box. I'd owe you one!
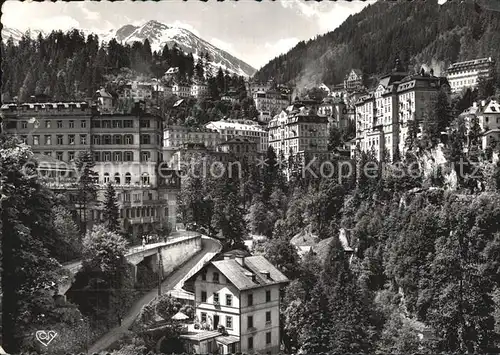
[87,235,221,354]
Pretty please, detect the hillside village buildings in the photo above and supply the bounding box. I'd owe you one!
[0,101,180,237]
[445,57,496,93]
[182,253,289,354]
[353,60,450,161]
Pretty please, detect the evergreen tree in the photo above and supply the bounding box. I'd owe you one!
[74,151,98,235]
[52,205,82,262]
[69,225,134,328]
[161,43,170,62]
[322,237,375,353]
[262,146,279,202]
[103,182,120,232]
[1,136,62,353]
[212,166,247,250]
[299,283,332,353]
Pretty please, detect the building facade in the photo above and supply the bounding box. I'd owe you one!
[191,83,209,98]
[173,84,192,98]
[183,254,289,354]
[462,99,500,150]
[246,80,273,98]
[253,90,290,123]
[120,81,154,102]
[163,125,221,149]
[205,119,268,153]
[446,57,495,93]
[268,108,329,162]
[0,101,180,237]
[344,69,364,91]
[317,97,350,130]
[354,69,450,161]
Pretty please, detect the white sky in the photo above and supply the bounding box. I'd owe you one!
[1,0,374,69]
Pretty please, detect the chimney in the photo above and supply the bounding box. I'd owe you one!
[244,271,256,282]
[481,100,486,107]
[473,102,477,108]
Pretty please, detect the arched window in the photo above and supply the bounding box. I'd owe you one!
[125,172,131,184]
[124,151,133,161]
[113,152,122,161]
[125,135,133,145]
[113,135,123,145]
[114,173,121,184]
[103,172,110,184]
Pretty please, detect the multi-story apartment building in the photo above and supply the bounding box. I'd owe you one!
[253,90,290,123]
[191,83,209,98]
[446,57,495,93]
[120,81,154,102]
[0,101,180,237]
[344,69,364,91]
[317,97,350,130]
[268,107,329,162]
[216,137,259,164]
[173,83,192,98]
[461,99,500,150]
[246,80,273,98]
[354,65,450,161]
[182,253,289,354]
[205,119,268,153]
[163,125,221,149]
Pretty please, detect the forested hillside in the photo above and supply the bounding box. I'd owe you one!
[0,30,227,102]
[253,0,500,89]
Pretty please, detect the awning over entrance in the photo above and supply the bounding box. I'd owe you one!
[216,335,240,345]
[180,330,220,342]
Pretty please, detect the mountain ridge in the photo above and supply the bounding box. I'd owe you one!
[1,20,257,78]
[253,0,500,91]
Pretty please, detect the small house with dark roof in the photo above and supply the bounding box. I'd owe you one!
[182,254,289,354]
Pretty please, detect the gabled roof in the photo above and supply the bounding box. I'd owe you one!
[200,255,289,291]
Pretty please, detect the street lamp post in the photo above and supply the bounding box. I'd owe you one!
[157,253,162,296]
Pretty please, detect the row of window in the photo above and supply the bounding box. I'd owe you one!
[201,289,272,308]
[91,119,157,129]
[23,134,160,147]
[92,151,152,162]
[99,172,150,185]
[92,134,161,145]
[198,313,272,337]
[90,206,168,221]
[17,119,88,130]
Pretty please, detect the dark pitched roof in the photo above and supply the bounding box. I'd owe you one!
[211,255,289,291]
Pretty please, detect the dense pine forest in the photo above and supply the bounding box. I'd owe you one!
[178,118,500,354]
[0,29,238,103]
[254,0,500,87]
